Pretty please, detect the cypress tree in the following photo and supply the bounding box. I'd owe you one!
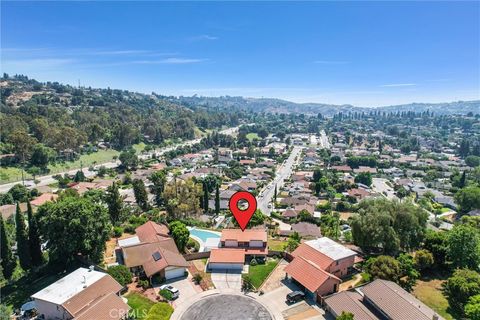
[0,216,16,279]
[27,200,43,266]
[203,181,209,213]
[105,181,123,224]
[15,203,31,270]
[215,184,220,215]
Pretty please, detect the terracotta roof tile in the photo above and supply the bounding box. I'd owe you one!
[285,256,339,292]
[209,248,245,264]
[135,221,169,243]
[73,292,130,320]
[291,243,334,270]
[221,229,267,242]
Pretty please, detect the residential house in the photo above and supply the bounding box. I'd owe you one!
[324,279,443,320]
[118,221,189,281]
[285,237,357,301]
[31,267,129,320]
[207,229,268,270]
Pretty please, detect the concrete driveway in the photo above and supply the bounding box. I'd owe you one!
[211,270,242,290]
[154,276,199,307]
[258,279,329,320]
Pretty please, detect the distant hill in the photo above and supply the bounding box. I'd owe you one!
[173,96,480,116]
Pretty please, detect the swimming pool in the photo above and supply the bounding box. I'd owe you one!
[189,228,221,242]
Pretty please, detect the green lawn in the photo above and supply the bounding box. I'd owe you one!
[0,149,119,184]
[246,133,260,141]
[413,279,454,320]
[125,292,155,320]
[439,207,452,213]
[249,259,279,288]
[144,302,173,320]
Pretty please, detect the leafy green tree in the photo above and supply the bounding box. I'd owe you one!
[0,304,11,320]
[74,170,86,182]
[30,143,56,169]
[365,255,402,283]
[8,129,37,163]
[169,221,189,253]
[149,170,167,206]
[447,225,480,270]
[0,216,16,279]
[466,155,480,168]
[119,148,138,170]
[444,268,480,316]
[337,312,354,320]
[397,253,419,291]
[27,200,43,266]
[284,232,301,252]
[455,186,480,214]
[37,196,111,266]
[132,179,149,211]
[423,230,448,267]
[107,265,132,286]
[350,199,427,254]
[465,294,480,320]
[354,172,372,186]
[414,249,434,272]
[105,181,123,225]
[15,203,31,270]
[203,181,209,212]
[8,184,29,202]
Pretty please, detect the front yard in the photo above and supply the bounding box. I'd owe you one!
[125,292,173,320]
[249,259,279,289]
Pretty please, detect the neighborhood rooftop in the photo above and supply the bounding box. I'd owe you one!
[305,237,357,261]
[31,268,108,305]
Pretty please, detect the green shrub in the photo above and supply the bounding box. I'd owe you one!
[250,258,258,266]
[193,273,203,285]
[145,303,173,320]
[107,265,132,287]
[113,226,124,238]
[138,279,150,290]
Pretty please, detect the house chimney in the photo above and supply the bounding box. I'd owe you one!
[432,314,439,320]
[89,265,94,272]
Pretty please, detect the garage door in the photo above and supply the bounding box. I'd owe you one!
[165,267,185,280]
[209,263,243,270]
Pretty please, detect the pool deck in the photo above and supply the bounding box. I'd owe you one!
[188,227,222,252]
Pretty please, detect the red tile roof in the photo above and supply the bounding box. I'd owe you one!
[30,193,58,206]
[135,221,169,243]
[285,256,340,292]
[209,248,245,264]
[221,229,267,242]
[291,243,334,270]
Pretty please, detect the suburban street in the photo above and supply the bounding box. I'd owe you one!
[0,126,240,193]
[257,146,303,216]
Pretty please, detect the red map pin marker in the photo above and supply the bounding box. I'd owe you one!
[229,191,257,231]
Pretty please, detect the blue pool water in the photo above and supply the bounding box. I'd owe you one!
[189,228,220,242]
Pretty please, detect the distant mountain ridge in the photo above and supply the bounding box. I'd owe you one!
[174,96,480,116]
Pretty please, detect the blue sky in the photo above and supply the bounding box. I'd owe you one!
[1,1,479,107]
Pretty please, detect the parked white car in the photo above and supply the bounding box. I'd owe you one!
[159,285,179,299]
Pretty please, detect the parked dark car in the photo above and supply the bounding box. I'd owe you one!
[286,291,305,303]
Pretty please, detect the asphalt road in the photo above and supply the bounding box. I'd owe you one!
[0,126,240,193]
[257,146,303,216]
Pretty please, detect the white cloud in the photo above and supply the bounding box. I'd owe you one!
[189,34,219,41]
[133,58,207,64]
[380,83,417,87]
